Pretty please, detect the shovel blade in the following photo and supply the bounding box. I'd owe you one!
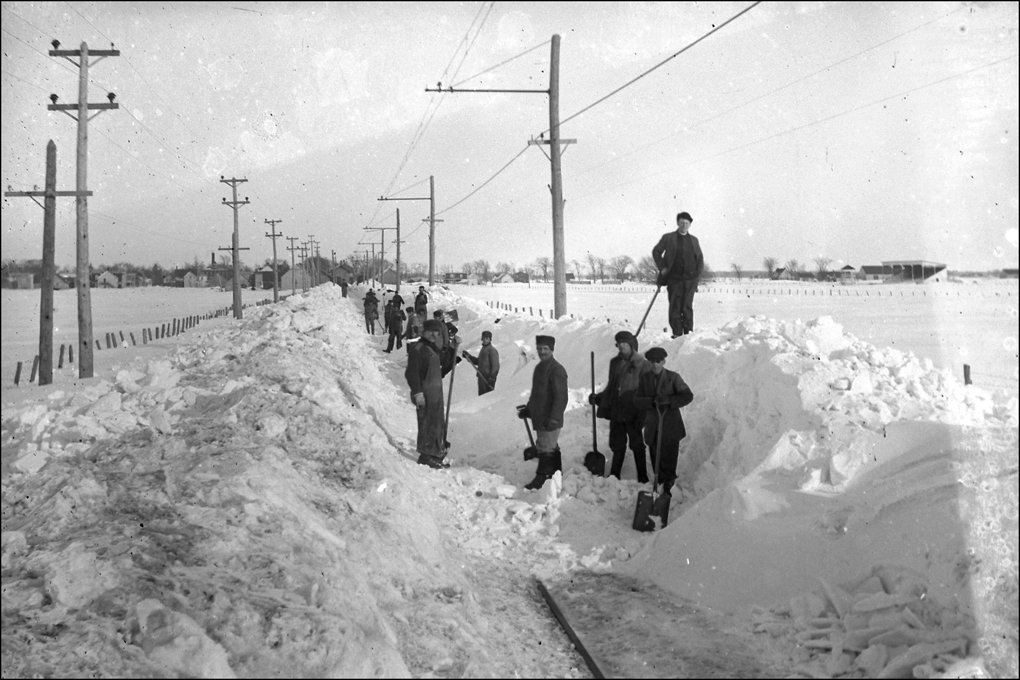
[583,450,605,476]
[632,490,670,532]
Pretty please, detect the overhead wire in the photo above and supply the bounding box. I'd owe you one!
[568,3,968,181]
[569,52,1019,201]
[451,37,550,88]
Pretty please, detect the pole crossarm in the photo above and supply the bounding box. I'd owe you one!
[6,188,92,210]
[378,196,429,201]
[425,87,548,94]
[528,137,577,161]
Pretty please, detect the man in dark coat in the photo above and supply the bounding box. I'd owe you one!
[404,306,422,351]
[363,290,379,335]
[589,330,650,483]
[517,335,568,490]
[405,319,458,468]
[384,298,406,353]
[462,330,500,395]
[633,347,694,498]
[651,211,704,337]
[414,285,429,319]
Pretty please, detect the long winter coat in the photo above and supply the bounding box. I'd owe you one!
[405,338,455,456]
[526,356,568,432]
[651,231,704,284]
[386,303,406,335]
[404,311,423,340]
[466,343,500,393]
[633,368,694,445]
[594,351,650,423]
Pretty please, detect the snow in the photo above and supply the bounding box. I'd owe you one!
[2,282,1017,678]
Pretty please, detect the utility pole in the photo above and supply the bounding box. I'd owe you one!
[364,223,395,288]
[264,219,282,302]
[377,174,437,286]
[310,237,321,287]
[47,39,119,377]
[5,141,91,384]
[286,236,299,296]
[427,34,574,317]
[298,243,310,292]
[395,209,402,294]
[220,176,249,319]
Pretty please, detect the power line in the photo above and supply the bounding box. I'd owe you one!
[436,144,530,216]
[568,4,967,182]
[539,1,761,137]
[570,53,1019,201]
[452,38,551,88]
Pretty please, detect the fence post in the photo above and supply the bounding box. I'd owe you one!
[58,344,66,369]
[963,364,971,386]
[29,356,39,383]
[14,361,23,386]
[130,332,137,346]
[69,345,73,364]
[119,331,126,346]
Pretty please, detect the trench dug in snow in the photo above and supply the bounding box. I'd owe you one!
[1,283,1016,679]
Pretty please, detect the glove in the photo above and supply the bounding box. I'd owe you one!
[517,406,531,420]
[461,350,470,359]
[413,393,426,408]
[655,396,670,408]
[588,393,598,406]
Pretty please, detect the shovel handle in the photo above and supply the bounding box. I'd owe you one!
[634,286,661,338]
[523,416,535,447]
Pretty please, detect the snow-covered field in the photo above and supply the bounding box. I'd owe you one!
[1,282,1017,678]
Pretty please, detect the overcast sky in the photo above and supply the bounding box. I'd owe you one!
[2,1,1017,274]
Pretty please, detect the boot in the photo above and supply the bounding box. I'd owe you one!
[417,453,448,470]
[524,451,557,490]
[634,449,649,484]
[609,449,625,479]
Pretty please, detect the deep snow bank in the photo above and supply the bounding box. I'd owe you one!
[421,286,1018,677]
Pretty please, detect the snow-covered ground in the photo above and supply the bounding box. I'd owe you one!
[1,282,1017,678]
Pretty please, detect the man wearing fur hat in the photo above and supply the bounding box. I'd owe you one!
[652,211,704,337]
[589,331,651,483]
[634,347,694,499]
[517,335,568,490]
[405,319,460,468]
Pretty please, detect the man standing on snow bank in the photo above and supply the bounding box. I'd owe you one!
[652,211,704,337]
[364,290,380,335]
[517,335,568,490]
[414,285,429,319]
[589,330,650,483]
[462,330,500,395]
[633,347,693,499]
[405,319,459,468]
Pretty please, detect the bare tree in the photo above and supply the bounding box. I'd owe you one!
[472,259,491,282]
[784,259,801,277]
[814,256,833,281]
[608,255,634,281]
[763,256,777,279]
[585,252,607,282]
[496,261,514,275]
[731,263,743,281]
[637,255,658,283]
[462,262,475,275]
[534,256,552,282]
[571,259,583,281]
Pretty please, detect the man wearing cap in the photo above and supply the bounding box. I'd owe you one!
[405,319,460,468]
[589,330,651,483]
[652,211,704,337]
[414,285,429,319]
[462,330,500,395]
[363,290,380,335]
[633,347,694,500]
[517,335,568,490]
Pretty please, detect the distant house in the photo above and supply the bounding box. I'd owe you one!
[252,266,276,290]
[6,272,34,289]
[493,273,516,284]
[331,262,355,285]
[379,268,401,286]
[442,272,466,284]
[53,274,73,290]
[513,271,530,283]
[771,268,795,281]
[860,261,947,282]
[168,268,200,287]
[115,271,138,288]
[1001,268,1019,279]
[205,267,230,289]
[464,273,480,286]
[839,264,856,283]
[281,266,313,292]
[96,270,119,288]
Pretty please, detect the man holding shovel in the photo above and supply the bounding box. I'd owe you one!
[405,319,460,469]
[462,330,500,395]
[517,335,568,490]
[633,347,694,519]
[652,211,704,337]
[589,331,651,483]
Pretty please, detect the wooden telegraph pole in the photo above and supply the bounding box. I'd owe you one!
[286,236,299,296]
[5,141,92,385]
[265,218,282,302]
[47,40,120,376]
[220,176,249,319]
[377,174,437,286]
[427,35,574,317]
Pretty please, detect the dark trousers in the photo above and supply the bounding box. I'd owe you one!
[477,377,495,395]
[386,329,403,351]
[666,279,698,336]
[608,419,648,482]
[645,425,681,494]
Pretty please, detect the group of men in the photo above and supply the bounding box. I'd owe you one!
[377,208,701,497]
